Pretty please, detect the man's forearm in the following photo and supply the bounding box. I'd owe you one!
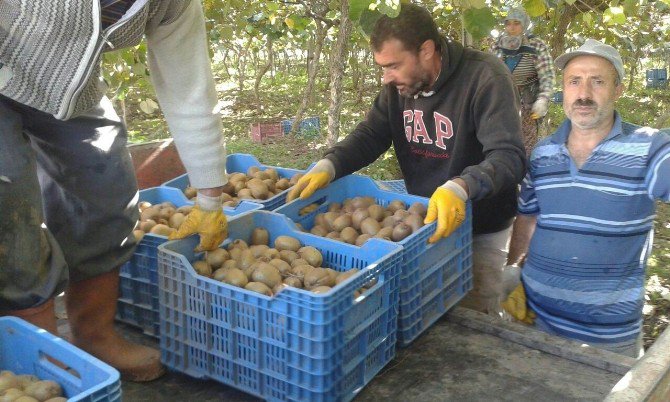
[507,214,537,266]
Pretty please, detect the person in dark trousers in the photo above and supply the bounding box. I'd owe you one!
[0,0,228,381]
[288,3,526,316]
[493,7,556,155]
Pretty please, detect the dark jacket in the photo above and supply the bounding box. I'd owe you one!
[324,38,526,234]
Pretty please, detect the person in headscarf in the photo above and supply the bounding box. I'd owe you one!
[493,7,556,155]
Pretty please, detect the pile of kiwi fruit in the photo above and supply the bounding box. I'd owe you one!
[132,201,192,241]
[299,196,427,245]
[0,370,65,402]
[191,228,373,297]
[181,166,304,207]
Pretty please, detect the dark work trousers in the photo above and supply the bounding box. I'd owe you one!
[0,95,139,311]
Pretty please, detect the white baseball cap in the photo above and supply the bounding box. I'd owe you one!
[555,39,625,81]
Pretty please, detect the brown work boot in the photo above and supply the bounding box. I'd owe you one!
[65,268,165,382]
[1,298,58,335]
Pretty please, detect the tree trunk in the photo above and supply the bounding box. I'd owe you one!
[326,0,351,147]
[254,36,274,111]
[290,20,327,137]
[119,98,126,125]
[220,49,231,80]
[547,5,579,59]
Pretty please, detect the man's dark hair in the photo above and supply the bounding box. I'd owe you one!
[370,3,441,54]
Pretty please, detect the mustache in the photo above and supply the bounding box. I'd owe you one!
[572,99,596,107]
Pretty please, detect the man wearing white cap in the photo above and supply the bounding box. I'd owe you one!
[503,39,670,357]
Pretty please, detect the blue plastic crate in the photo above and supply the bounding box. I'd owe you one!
[116,186,261,338]
[376,179,407,193]
[157,210,402,401]
[162,153,306,211]
[281,116,321,137]
[274,174,473,347]
[0,317,121,402]
[552,91,564,103]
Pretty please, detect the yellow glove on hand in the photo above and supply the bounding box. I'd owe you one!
[287,159,335,202]
[502,283,536,325]
[424,184,466,243]
[169,192,228,252]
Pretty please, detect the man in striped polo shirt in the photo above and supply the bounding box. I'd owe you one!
[504,39,670,357]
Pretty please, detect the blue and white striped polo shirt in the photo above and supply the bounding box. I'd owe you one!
[519,113,670,347]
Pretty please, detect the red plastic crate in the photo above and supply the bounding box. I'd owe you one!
[250,122,284,143]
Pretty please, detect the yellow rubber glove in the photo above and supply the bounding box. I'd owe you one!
[424,182,466,243]
[502,283,536,325]
[169,193,228,252]
[287,159,335,202]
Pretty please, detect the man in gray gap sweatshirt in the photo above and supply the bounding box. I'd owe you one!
[289,3,526,316]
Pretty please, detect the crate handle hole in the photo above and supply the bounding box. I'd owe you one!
[39,351,81,379]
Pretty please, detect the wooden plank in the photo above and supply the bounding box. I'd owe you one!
[605,325,670,401]
[447,307,636,375]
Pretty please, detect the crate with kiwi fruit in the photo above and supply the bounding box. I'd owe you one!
[132,200,193,242]
[295,196,427,246]
[190,228,375,298]
[180,166,304,208]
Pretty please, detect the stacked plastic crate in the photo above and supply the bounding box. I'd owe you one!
[275,174,473,346]
[157,211,402,401]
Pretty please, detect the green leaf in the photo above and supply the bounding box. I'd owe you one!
[603,6,626,25]
[350,0,374,22]
[377,0,401,17]
[463,8,497,41]
[522,0,546,17]
[358,8,383,37]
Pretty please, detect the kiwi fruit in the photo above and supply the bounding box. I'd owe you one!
[269,258,292,277]
[291,265,313,280]
[184,186,198,199]
[328,202,342,212]
[228,247,243,261]
[274,235,301,252]
[251,263,282,289]
[331,214,352,232]
[193,260,212,277]
[139,219,157,232]
[392,223,413,241]
[247,166,260,176]
[133,230,145,242]
[298,246,323,267]
[279,249,299,264]
[245,282,272,296]
[222,259,239,270]
[310,225,329,237]
[149,224,173,236]
[250,228,269,245]
[249,244,270,258]
[367,204,385,221]
[262,248,280,260]
[387,200,406,213]
[212,268,228,281]
[351,209,370,230]
[290,258,310,269]
[168,212,185,229]
[408,202,427,217]
[206,248,229,269]
[355,233,372,246]
[381,215,396,228]
[404,213,424,232]
[304,268,336,289]
[340,227,359,245]
[283,276,303,288]
[275,178,290,191]
[360,217,381,236]
[375,226,394,240]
